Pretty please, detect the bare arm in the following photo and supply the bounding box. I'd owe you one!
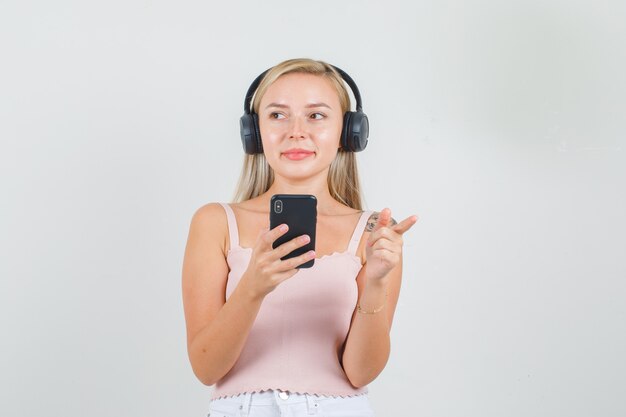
[182,203,315,385]
[342,209,417,387]
[182,203,264,385]
[341,260,402,387]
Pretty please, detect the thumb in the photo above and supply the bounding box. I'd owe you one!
[373,208,392,231]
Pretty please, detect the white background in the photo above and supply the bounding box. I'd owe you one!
[1,1,625,416]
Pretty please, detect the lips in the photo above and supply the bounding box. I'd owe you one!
[282,149,315,161]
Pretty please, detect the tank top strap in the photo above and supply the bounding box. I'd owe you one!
[347,210,374,256]
[218,203,240,249]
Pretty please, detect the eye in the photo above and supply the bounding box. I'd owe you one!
[310,112,325,120]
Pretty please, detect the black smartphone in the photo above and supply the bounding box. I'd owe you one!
[269,194,317,268]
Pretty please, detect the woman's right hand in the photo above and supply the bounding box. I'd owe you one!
[238,224,315,300]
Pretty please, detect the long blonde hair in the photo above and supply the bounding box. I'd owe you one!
[232,58,364,210]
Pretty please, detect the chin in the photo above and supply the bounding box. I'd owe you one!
[281,166,330,181]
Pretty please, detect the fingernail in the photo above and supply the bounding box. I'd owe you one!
[301,235,310,243]
[280,224,288,232]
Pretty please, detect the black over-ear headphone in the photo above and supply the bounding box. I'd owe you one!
[239,64,369,154]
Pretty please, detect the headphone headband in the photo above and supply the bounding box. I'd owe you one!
[243,69,269,115]
[243,65,363,115]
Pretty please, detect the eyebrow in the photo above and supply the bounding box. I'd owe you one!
[264,102,332,110]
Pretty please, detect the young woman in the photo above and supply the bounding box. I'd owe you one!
[182,58,418,417]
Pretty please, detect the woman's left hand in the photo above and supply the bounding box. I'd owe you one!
[365,208,418,283]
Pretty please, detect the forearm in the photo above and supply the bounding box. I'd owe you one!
[342,278,391,388]
[188,281,264,385]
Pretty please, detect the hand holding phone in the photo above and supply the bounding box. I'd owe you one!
[269,194,317,268]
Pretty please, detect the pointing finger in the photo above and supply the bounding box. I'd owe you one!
[392,215,419,235]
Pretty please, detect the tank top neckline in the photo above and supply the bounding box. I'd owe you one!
[219,202,373,263]
[228,244,361,263]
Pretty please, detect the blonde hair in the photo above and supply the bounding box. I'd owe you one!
[232,58,364,210]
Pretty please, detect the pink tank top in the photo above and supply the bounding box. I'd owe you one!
[212,203,373,400]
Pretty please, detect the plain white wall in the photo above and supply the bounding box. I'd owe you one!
[1,0,624,416]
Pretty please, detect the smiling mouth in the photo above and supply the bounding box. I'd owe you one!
[282,151,314,160]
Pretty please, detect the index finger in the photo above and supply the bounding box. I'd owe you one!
[392,215,419,235]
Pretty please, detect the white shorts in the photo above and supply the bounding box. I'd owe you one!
[208,389,375,417]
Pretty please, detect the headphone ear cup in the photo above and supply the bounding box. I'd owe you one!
[341,112,352,151]
[350,111,370,152]
[239,114,263,154]
[341,111,369,152]
[252,113,263,154]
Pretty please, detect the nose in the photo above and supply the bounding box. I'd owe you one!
[288,116,306,139]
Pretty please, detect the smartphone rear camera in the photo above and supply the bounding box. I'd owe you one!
[274,200,283,214]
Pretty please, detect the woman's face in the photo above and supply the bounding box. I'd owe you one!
[258,72,343,181]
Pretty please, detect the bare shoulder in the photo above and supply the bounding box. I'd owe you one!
[192,202,228,220]
[188,202,229,253]
[365,211,398,232]
[191,203,227,227]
